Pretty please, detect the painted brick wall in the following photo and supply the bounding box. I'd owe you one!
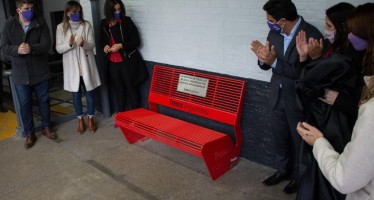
[123,0,368,82]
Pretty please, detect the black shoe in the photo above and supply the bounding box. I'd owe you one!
[283,179,297,194]
[263,172,288,186]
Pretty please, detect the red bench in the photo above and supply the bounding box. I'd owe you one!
[115,65,246,180]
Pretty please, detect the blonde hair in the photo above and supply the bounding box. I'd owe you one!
[62,1,85,36]
[361,78,374,101]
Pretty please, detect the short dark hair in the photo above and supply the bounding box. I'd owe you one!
[326,2,355,52]
[263,0,298,21]
[104,0,126,21]
[15,0,34,8]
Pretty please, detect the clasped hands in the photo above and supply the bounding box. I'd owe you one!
[18,43,31,55]
[103,44,123,54]
[250,40,276,66]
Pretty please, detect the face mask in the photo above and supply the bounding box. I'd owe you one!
[267,20,282,33]
[20,9,34,22]
[348,32,368,51]
[324,29,336,43]
[69,13,80,22]
[113,11,121,20]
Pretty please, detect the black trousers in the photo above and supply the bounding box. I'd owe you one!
[108,61,140,112]
[270,88,303,179]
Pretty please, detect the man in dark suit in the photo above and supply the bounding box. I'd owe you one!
[250,0,323,194]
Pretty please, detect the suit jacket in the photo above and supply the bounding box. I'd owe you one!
[259,17,323,110]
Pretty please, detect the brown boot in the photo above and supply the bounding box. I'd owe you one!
[87,116,96,133]
[77,118,85,134]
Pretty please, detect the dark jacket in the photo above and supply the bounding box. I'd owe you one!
[100,17,148,86]
[295,53,356,200]
[259,17,323,110]
[0,15,51,85]
[300,40,364,126]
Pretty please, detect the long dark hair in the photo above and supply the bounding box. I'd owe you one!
[62,0,85,36]
[326,2,355,52]
[104,0,126,22]
[347,3,374,100]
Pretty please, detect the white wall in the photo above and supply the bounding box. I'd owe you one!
[105,0,369,82]
[80,0,94,28]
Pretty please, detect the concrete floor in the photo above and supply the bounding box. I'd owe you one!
[0,114,296,200]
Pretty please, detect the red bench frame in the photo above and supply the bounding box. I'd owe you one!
[115,65,246,180]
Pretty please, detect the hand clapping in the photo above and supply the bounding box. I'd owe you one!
[251,40,276,65]
[69,34,76,47]
[77,36,84,47]
[296,30,323,61]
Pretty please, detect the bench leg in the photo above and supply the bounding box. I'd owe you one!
[119,127,149,144]
[201,137,236,180]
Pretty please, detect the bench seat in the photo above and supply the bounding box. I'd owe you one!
[116,108,233,157]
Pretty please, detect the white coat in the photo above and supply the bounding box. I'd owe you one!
[56,21,101,92]
[313,97,374,200]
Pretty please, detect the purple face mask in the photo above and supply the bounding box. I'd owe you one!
[113,11,121,20]
[69,13,80,22]
[348,32,368,51]
[267,21,282,33]
[20,9,34,22]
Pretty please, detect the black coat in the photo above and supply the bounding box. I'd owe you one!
[295,53,357,200]
[301,41,364,127]
[0,15,51,85]
[99,17,148,86]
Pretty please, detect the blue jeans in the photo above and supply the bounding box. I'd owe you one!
[72,78,96,117]
[14,80,50,136]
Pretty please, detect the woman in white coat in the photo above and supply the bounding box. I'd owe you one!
[296,3,374,200]
[56,1,101,134]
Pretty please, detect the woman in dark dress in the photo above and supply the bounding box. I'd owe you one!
[295,3,362,200]
[100,0,148,113]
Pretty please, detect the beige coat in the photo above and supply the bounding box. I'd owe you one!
[55,21,101,92]
[313,97,374,200]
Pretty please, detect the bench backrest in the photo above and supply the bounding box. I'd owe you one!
[148,65,246,126]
